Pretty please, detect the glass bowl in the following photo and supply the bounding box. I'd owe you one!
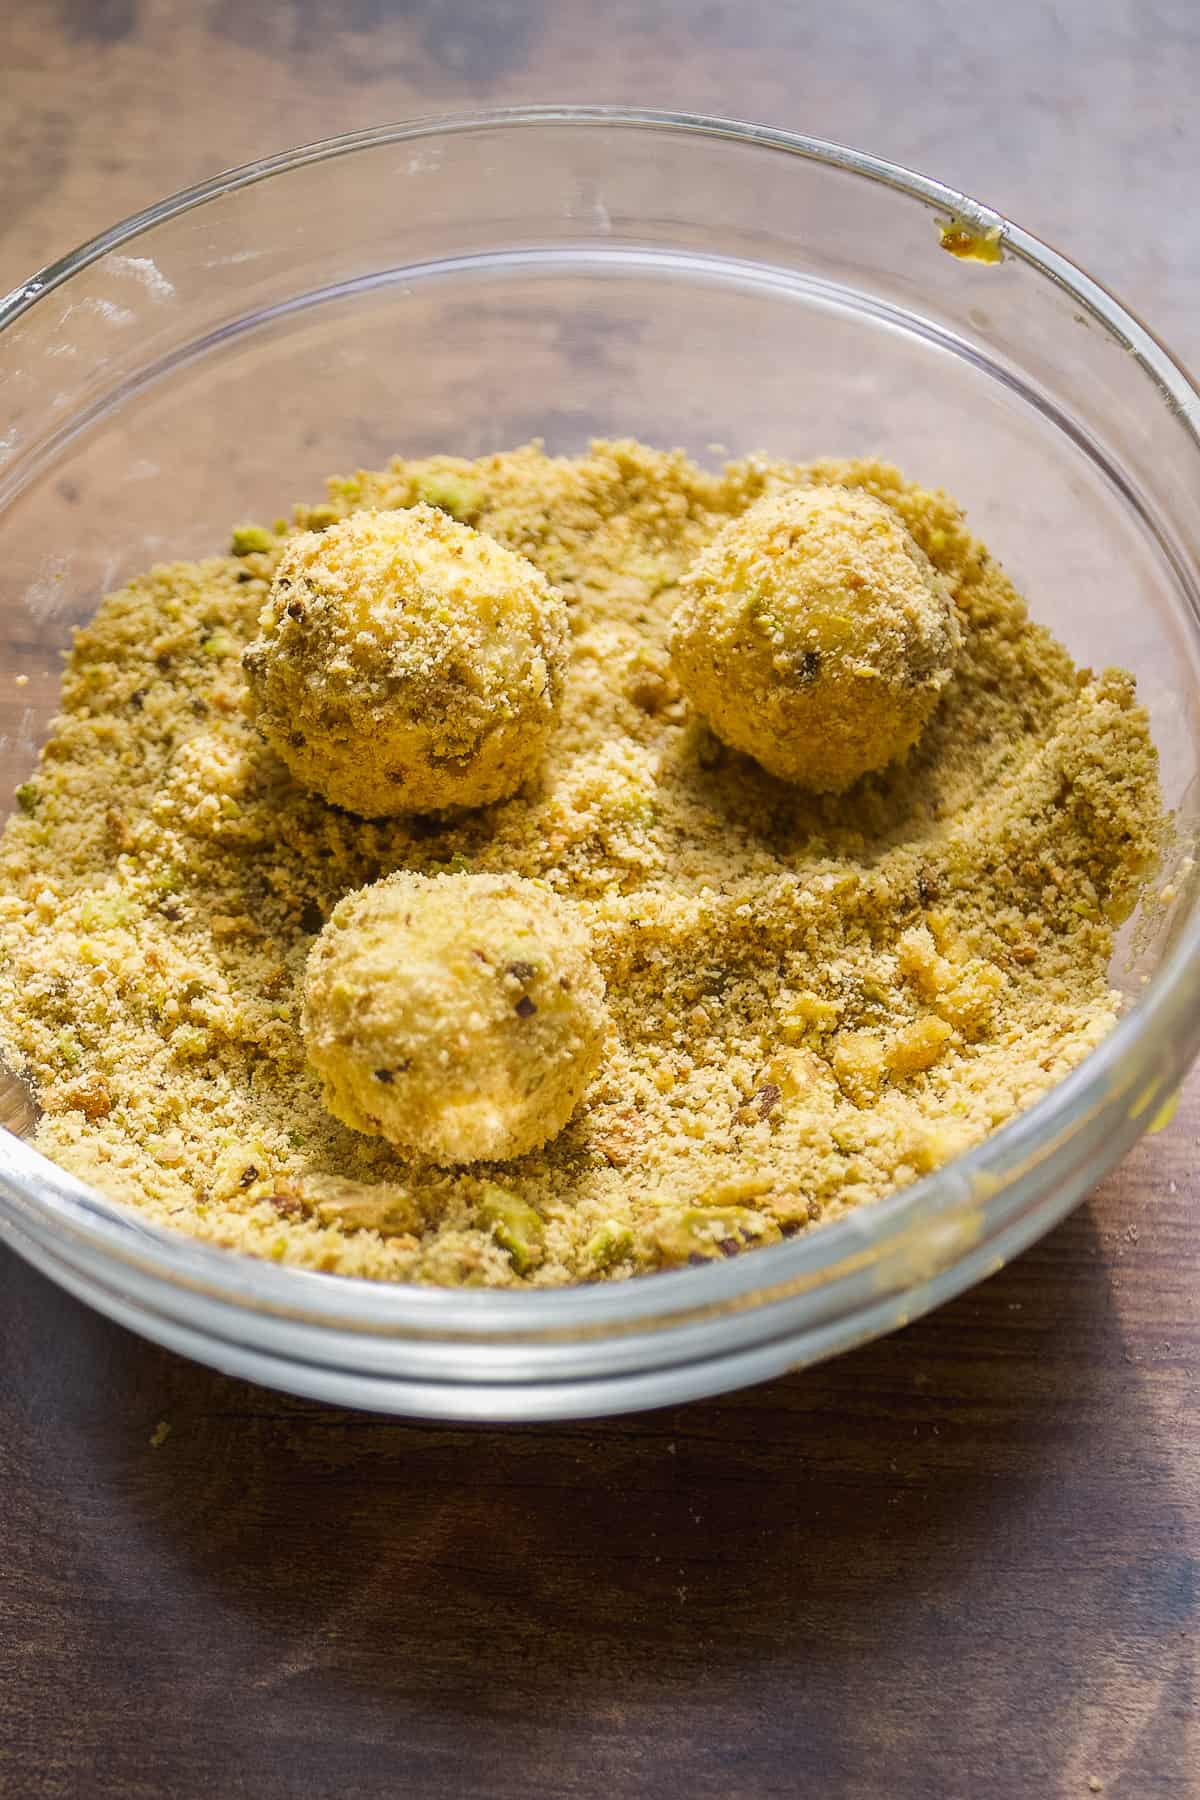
[1,106,1198,1421]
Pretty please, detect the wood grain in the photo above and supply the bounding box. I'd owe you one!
[2,4,1198,1796]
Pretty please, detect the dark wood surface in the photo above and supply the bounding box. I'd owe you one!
[3,5,1198,1796]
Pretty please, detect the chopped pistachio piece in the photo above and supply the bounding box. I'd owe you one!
[585,1220,634,1270]
[201,630,238,658]
[415,473,483,522]
[478,1183,546,1273]
[231,524,275,556]
[642,1205,781,1269]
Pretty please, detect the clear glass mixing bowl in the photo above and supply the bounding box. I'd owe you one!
[1,107,1198,1420]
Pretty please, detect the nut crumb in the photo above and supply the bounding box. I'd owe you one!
[0,440,1163,1287]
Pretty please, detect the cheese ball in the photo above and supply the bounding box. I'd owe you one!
[303,872,608,1165]
[242,505,569,817]
[669,485,962,792]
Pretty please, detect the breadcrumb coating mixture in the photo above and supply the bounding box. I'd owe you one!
[669,484,962,791]
[0,440,1163,1287]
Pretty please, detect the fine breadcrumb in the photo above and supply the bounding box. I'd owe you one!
[0,440,1164,1287]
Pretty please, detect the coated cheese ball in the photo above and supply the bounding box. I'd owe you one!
[242,505,569,817]
[669,484,962,792]
[303,871,607,1165]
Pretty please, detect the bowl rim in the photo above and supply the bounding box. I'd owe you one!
[2,103,1199,1349]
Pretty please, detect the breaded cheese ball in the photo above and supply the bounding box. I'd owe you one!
[303,871,608,1165]
[243,505,569,817]
[669,484,962,792]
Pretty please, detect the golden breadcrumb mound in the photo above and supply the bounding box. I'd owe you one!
[303,871,607,1164]
[0,441,1164,1287]
[242,503,569,816]
[669,484,962,791]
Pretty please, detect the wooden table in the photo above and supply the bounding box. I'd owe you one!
[3,4,1197,1795]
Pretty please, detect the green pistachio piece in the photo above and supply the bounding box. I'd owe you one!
[584,1220,634,1271]
[478,1183,545,1273]
[231,524,275,556]
[416,473,482,522]
[79,891,132,929]
[642,1205,780,1270]
[201,631,239,659]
